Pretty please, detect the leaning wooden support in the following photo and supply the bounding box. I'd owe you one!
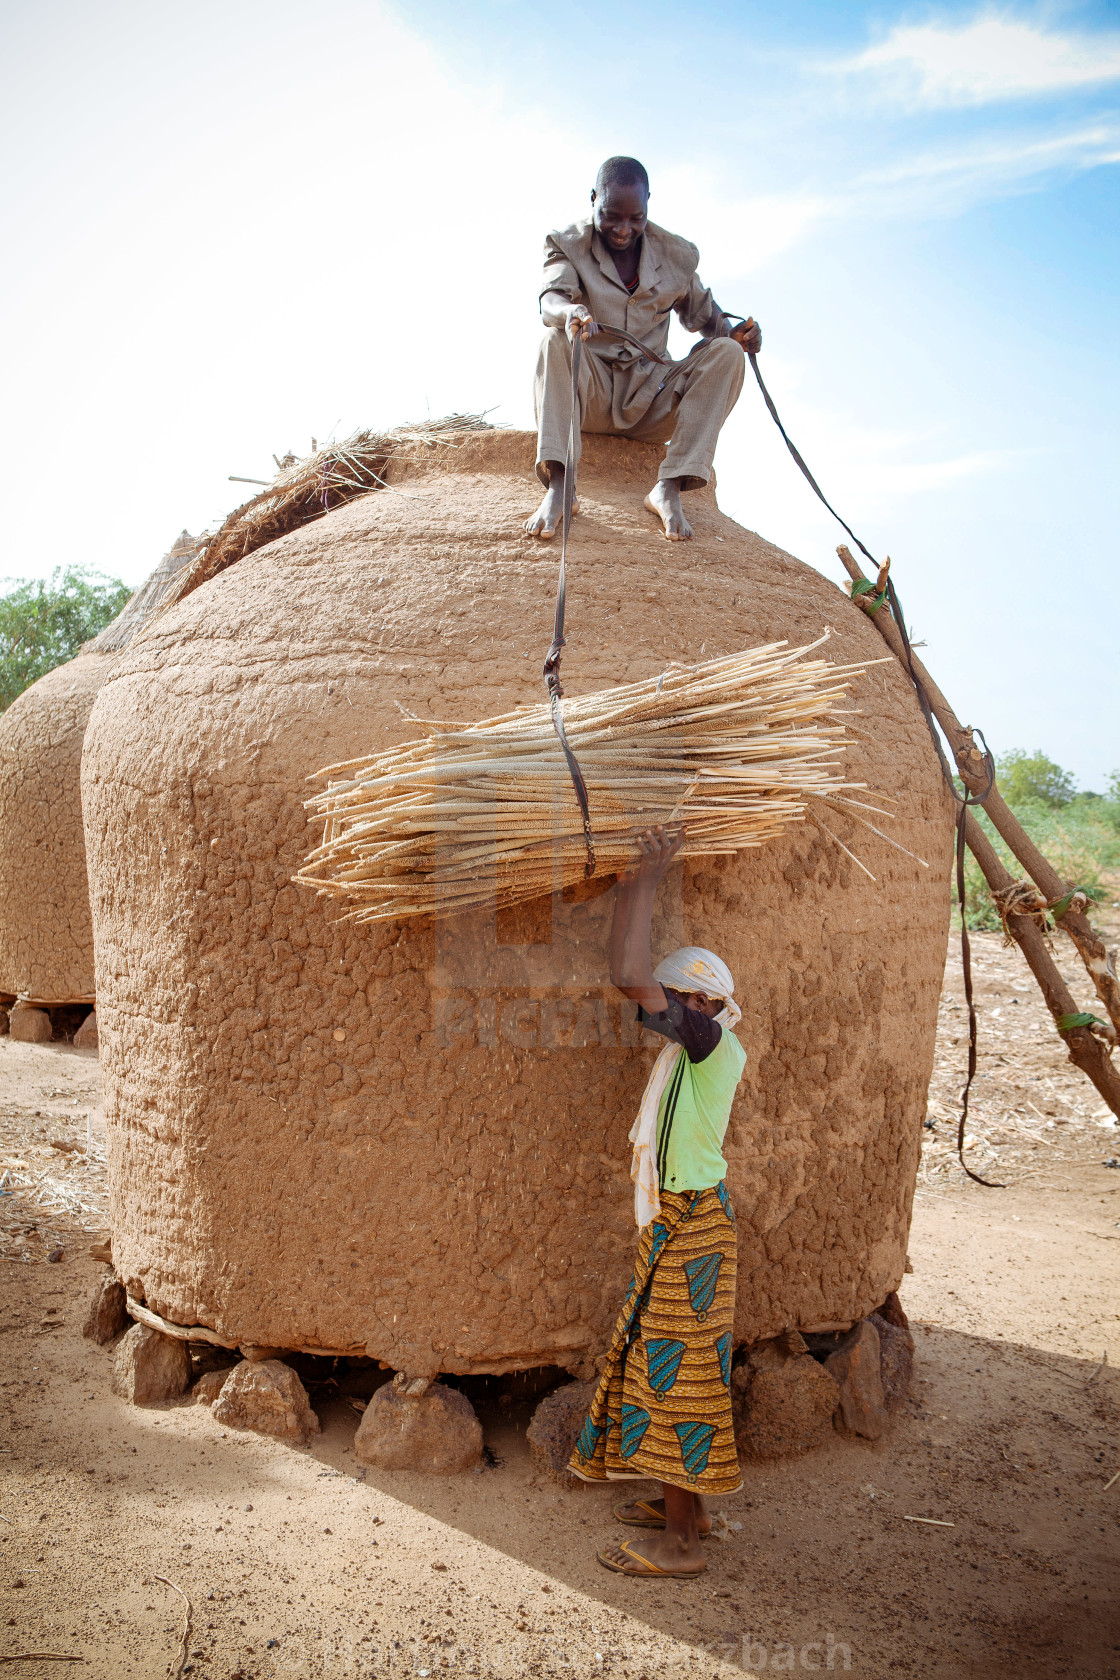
[835,546,1120,1120]
[968,803,1120,1038]
[837,545,1120,1042]
[960,810,1120,1116]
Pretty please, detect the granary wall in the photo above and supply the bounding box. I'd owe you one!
[0,651,112,1003]
[82,432,954,1374]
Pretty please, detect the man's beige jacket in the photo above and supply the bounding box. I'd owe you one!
[540,217,728,370]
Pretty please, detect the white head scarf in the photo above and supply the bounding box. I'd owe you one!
[653,947,739,1017]
[628,948,741,1229]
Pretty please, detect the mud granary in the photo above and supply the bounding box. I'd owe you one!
[82,430,953,1377]
[0,532,200,1020]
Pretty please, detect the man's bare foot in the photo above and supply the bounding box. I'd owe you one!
[598,1532,707,1577]
[645,479,693,541]
[614,1496,711,1536]
[525,464,578,539]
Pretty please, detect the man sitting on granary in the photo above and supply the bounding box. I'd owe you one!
[525,155,762,544]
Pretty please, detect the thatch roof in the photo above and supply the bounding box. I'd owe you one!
[83,530,204,655]
[174,415,496,603]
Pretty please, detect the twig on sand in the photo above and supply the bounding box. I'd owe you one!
[1086,1350,1108,1384]
[153,1575,193,1680]
[0,1658,83,1665]
[901,1516,955,1527]
[1104,1468,1120,1492]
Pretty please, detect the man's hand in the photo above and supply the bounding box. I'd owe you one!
[730,317,762,355]
[540,291,600,338]
[566,304,600,340]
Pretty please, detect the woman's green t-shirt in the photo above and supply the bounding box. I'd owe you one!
[655,1025,746,1192]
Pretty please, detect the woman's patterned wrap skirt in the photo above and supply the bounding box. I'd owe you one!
[569,1182,741,1495]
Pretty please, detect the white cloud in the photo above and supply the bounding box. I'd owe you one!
[853,119,1120,213]
[654,175,830,276]
[744,390,1023,502]
[712,355,1026,577]
[0,3,595,584]
[662,121,1120,293]
[838,14,1120,107]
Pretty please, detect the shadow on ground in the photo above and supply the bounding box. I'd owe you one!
[2,1270,1118,1677]
[297,1319,1120,1679]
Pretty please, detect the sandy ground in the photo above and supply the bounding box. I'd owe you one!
[2,915,1119,1679]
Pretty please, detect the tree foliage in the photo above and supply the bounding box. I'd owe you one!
[996,748,1076,808]
[0,567,131,711]
[955,746,1120,930]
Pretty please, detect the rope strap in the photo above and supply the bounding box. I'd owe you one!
[743,339,1005,1187]
[950,731,1004,1187]
[542,328,595,878]
[538,318,750,880]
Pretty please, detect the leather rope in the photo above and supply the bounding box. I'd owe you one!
[542,326,595,877]
[952,735,1003,1186]
[539,321,737,875]
[539,315,1000,1184]
[738,333,1003,1186]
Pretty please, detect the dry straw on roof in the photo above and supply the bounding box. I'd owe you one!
[176,416,495,601]
[83,530,203,655]
[297,636,904,924]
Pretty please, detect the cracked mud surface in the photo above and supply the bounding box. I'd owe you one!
[81,430,953,1368]
[0,652,111,1001]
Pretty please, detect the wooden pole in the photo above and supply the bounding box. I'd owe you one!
[960,810,1120,1115]
[835,546,1120,1120]
[836,545,1120,1041]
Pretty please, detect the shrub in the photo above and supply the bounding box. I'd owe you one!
[996,748,1076,808]
[0,567,131,711]
[954,772,1120,931]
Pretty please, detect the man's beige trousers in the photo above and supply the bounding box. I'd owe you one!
[534,326,746,489]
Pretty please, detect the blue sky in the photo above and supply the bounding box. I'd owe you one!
[1,1,1117,784]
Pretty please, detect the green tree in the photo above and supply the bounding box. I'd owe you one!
[0,566,131,711]
[996,748,1076,808]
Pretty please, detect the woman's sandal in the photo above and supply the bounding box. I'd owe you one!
[613,1499,671,1529]
[597,1539,707,1580]
[612,1499,711,1536]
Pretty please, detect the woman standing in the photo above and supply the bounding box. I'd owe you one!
[569,826,747,1579]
